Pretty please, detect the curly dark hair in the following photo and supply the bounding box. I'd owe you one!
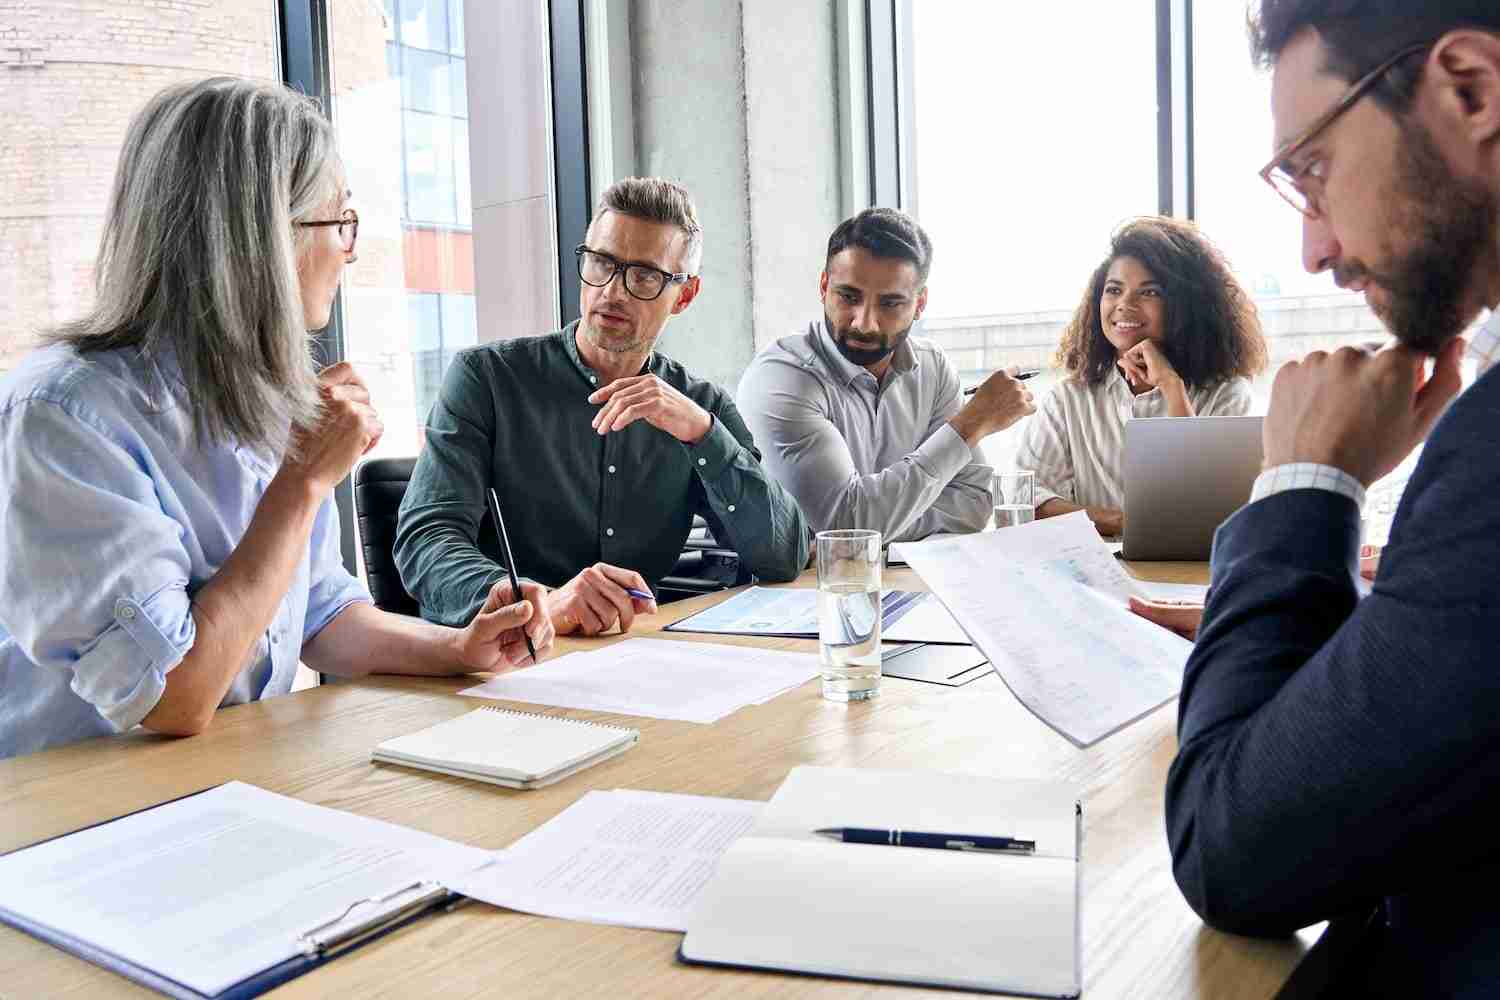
[1249,1,1500,111]
[1055,217,1268,389]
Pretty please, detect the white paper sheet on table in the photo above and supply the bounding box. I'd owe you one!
[896,512,1194,747]
[451,789,762,932]
[1132,580,1210,604]
[459,637,820,723]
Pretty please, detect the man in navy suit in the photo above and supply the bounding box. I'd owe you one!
[1157,2,1500,995]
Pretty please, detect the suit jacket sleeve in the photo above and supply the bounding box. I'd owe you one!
[1168,391,1500,937]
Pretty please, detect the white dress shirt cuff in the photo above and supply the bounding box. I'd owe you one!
[1250,463,1367,510]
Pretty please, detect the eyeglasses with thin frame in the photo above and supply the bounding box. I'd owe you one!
[574,244,692,301]
[1259,41,1432,219]
[296,208,359,253]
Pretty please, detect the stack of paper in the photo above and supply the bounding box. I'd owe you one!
[460,638,819,723]
[897,512,1194,747]
[452,789,762,931]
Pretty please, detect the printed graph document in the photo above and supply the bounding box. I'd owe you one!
[881,591,970,645]
[452,790,762,932]
[460,638,819,723]
[665,586,924,638]
[897,512,1193,747]
[0,782,492,999]
[681,767,1081,997]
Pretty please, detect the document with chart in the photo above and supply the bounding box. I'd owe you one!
[897,512,1193,747]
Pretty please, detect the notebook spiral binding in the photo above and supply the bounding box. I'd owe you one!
[477,706,635,734]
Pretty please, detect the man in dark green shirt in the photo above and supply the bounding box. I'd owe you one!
[394,177,809,636]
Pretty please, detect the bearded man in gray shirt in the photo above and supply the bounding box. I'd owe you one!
[737,208,1035,543]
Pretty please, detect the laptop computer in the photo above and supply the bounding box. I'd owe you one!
[1121,415,1263,561]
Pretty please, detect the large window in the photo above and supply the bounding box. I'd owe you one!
[329,0,477,458]
[910,1,1159,467]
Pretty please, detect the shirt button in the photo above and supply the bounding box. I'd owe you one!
[606,528,615,537]
[608,465,617,474]
[119,605,137,622]
[728,505,736,513]
[590,376,597,384]
[698,458,707,466]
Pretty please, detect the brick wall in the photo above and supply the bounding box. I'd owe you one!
[0,0,278,372]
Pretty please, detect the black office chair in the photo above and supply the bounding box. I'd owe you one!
[657,517,751,604]
[351,457,421,617]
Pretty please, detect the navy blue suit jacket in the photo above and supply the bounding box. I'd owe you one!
[1167,365,1500,998]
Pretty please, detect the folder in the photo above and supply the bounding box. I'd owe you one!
[679,767,1082,997]
[0,782,494,999]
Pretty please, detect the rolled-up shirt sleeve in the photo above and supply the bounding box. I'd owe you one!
[1014,389,1074,509]
[302,493,372,645]
[0,400,196,732]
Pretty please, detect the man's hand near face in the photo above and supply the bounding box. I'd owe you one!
[1263,338,1465,486]
[949,366,1036,447]
[550,562,659,637]
[588,374,713,445]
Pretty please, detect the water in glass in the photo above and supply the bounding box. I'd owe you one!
[818,583,881,701]
[993,503,1036,529]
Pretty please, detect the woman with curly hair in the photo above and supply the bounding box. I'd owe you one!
[1015,217,1269,537]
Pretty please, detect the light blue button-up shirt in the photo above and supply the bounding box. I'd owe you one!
[0,344,371,759]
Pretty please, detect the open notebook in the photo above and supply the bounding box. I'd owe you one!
[372,708,638,790]
[680,767,1081,997]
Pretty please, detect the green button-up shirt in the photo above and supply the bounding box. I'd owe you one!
[393,324,810,627]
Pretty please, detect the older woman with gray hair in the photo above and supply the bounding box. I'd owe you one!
[0,77,553,759]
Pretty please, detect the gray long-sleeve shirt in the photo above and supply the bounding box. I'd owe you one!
[394,325,809,627]
[736,320,993,544]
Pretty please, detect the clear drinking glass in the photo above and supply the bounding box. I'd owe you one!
[992,470,1036,528]
[816,529,882,702]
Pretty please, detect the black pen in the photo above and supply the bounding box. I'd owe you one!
[486,487,538,665]
[814,827,1035,854]
[963,369,1041,395]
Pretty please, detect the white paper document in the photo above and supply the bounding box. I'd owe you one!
[1132,580,1210,604]
[897,512,1194,747]
[451,789,762,932]
[0,782,492,998]
[460,637,819,723]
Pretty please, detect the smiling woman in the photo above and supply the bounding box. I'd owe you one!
[1014,217,1269,537]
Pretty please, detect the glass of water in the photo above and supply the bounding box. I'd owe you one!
[992,470,1036,528]
[815,529,882,702]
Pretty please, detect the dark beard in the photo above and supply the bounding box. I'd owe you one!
[825,311,914,367]
[1340,119,1497,354]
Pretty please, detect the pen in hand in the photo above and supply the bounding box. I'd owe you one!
[963,369,1041,396]
[624,587,655,602]
[814,827,1036,854]
[486,487,538,665]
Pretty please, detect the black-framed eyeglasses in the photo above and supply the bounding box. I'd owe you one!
[297,208,359,253]
[574,244,692,301]
[1259,41,1432,219]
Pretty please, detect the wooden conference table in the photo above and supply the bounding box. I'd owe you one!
[0,560,1318,999]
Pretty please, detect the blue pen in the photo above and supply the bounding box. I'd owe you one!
[814,827,1035,854]
[625,587,655,602]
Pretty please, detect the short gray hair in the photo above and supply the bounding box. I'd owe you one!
[44,76,341,458]
[592,177,703,274]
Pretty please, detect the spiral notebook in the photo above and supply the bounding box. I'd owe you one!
[372,708,639,790]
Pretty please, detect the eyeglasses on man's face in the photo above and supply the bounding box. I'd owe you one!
[575,244,692,302]
[1259,41,1432,219]
[296,208,360,253]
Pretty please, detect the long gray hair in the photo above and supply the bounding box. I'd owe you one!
[45,76,342,456]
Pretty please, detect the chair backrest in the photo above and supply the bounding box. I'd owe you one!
[352,457,421,617]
